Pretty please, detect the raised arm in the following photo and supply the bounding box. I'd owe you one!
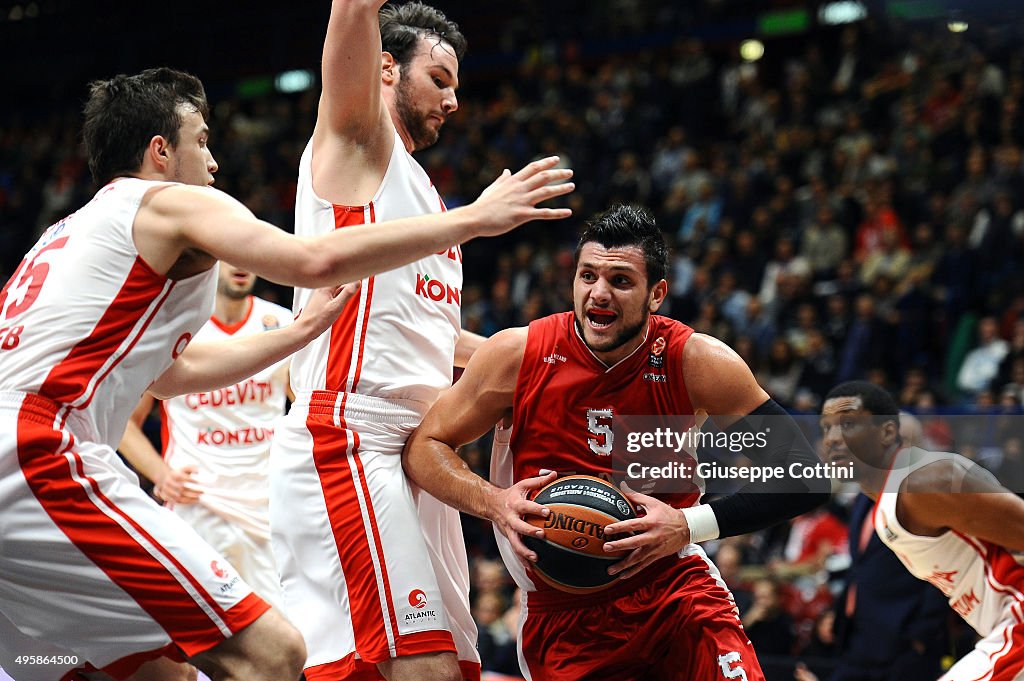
[312,1,395,202]
[150,285,355,398]
[403,327,554,561]
[317,0,390,140]
[135,159,573,287]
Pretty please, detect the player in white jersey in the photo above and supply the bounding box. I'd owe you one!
[119,265,292,613]
[0,67,572,681]
[820,381,1024,681]
[269,3,532,680]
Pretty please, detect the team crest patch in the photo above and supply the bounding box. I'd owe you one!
[649,336,666,368]
[262,315,281,331]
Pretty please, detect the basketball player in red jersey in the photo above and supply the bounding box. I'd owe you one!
[270,3,567,681]
[0,68,570,681]
[404,205,829,680]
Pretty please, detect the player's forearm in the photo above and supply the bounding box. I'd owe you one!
[118,420,166,485]
[150,324,311,399]
[308,206,486,286]
[402,436,502,521]
[454,329,485,368]
[701,399,829,540]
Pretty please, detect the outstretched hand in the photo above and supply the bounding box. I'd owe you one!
[295,282,361,340]
[489,470,558,567]
[471,157,574,237]
[602,484,690,580]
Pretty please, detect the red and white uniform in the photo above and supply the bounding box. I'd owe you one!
[161,295,291,611]
[0,179,266,680]
[875,448,1024,680]
[491,312,764,681]
[270,132,477,681]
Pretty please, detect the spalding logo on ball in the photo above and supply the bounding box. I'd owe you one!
[522,474,637,594]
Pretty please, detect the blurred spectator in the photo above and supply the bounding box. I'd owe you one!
[743,577,797,657]
[800,205,848,280]
[957,316,1010,396]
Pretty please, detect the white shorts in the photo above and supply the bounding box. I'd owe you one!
[0,392,268,680]
[269,390,479,681]
[941,614,1024,681]
[172,502,285,613]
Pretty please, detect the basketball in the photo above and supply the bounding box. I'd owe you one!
[522,475,637,594]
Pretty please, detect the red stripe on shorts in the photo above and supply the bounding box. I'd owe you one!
[308,411,392,660]
[350,428,401,648]
[16,402,264,659]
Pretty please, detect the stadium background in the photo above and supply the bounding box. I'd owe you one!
[3,0,1024,678]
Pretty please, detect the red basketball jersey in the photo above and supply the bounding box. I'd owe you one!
[508,312,700,502]
[493,312,702,597]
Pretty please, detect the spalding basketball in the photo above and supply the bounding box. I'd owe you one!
[522,475,637,594]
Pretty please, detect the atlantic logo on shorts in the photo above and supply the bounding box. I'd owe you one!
[211,561,229,579]
[405,589,438,623]
[409,589,427,609]
[415,273,461,305]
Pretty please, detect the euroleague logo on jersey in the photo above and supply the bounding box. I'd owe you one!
[415,273,461,305]
[648,336,666,368]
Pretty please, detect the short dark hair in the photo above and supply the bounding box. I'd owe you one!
[379,1,467,66]
[82,67,209,185]
[826,381,901,430]
[574,204,669,286]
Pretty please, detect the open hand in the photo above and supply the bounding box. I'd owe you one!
[471,157,574,237]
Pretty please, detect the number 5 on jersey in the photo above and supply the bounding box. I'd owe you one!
[587,408,614,456]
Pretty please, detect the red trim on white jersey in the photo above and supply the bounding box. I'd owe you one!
[325,205,375,393]
[209,296,254,336]
[40,257,171,412]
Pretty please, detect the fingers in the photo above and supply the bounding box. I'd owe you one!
[603,516,649,537]
[507,529,539,564]
[526,180,575,205]
[608,547,654,580]
[521,167,574,191]
[517,469,557,491]
[602,531,649,554]
[508,515,545,539]
[511,156,562,180]
[524,207,573,221]
[619,484,660,511]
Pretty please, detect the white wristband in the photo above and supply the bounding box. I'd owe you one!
[682,504,720,543]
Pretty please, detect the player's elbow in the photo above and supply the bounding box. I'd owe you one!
[296,243,354,288]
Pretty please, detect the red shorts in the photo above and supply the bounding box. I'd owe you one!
[519,553,765,681]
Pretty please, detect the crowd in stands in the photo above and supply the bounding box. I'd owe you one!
[3,4,1024,678]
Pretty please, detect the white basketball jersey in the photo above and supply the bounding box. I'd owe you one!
[290,132,462,414]
[874,447,1024,636]
[0,179,215,447]
[161,296,291,539]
